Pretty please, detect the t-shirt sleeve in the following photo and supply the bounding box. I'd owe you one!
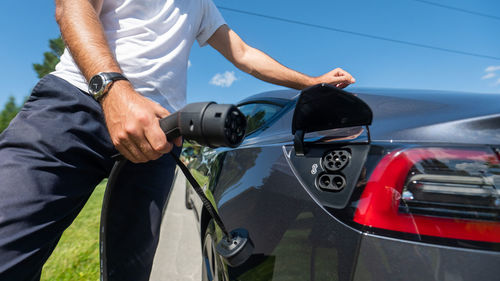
[196,0,226,47]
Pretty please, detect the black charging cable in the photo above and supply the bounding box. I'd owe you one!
[100,152,232,280]
[169,152,232,239]
[100,102,247,280]
[99,156,125,280]
[99,152,232,281]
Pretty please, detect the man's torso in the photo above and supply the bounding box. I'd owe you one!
[52,0,225,112]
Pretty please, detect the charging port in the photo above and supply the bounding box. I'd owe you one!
[322,150,351,172]
[317,174,346,191]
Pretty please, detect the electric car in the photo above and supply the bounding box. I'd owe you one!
[183,85,500,281]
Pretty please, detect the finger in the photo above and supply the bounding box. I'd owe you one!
[333,69,346,76]
[331,77,350,86]
[337,74,356,85]
[130,131,163,161]
[331,73,349,83]
[334,69,355,84]
[343,73,355,84]
[116,138,149,163]
[120,122,160,162]
[144,122,173,154]
[338,71,353,82]
[115,145,137,163]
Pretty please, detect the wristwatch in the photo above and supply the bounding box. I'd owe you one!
[88,72,128,101]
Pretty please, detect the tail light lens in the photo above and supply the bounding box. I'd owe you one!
[354,147,500,243]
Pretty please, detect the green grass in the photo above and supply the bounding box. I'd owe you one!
[41,180,106,281]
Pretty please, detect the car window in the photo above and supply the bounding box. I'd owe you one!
[238,103,283,136]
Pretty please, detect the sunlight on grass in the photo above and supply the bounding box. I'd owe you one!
[41,180,106,281]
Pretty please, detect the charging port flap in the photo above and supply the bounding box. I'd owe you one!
[292,84,373,156]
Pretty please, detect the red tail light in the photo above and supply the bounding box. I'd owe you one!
[354,147,500,243]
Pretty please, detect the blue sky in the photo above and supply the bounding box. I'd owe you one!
[1,0,499,108]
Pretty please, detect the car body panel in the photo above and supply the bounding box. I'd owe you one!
[211,146,362,281]
[237,88,500,149]
[182,87,500,281]
[354,89,500,144]
[354,233,500,281]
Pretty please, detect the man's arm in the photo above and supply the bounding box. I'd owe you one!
[208,25,355,90]
[55,0,180,163]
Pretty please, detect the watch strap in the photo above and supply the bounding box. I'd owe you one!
[103,72,128,83]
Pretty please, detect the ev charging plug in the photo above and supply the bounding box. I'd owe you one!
[159,102,246,148]
[100,102,253,281]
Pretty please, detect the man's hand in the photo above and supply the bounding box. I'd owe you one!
[101,81,182,163]
[314,68,356,89]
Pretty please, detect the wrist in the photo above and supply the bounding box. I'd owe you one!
[308,76,321,87]
[100,79,135,106]
[298,76,320,89]
[285,74,318,90]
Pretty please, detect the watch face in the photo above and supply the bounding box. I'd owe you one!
[89,75,104,94]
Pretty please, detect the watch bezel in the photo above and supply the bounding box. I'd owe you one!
[89,73,106,96]
[88,72,128,101]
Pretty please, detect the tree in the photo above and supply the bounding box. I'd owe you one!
[0,37,65,134]
[33,37,65,78]
[0,96,21,133]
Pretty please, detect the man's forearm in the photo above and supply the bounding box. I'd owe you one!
[55,0,121,81]
[208,25,355,90]
[237,46,317,90]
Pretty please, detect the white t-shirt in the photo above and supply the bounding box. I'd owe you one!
[52,0,225,112]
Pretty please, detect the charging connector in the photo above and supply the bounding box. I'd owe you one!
[100,102,250,281]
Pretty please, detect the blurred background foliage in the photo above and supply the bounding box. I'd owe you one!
[0,36,63,133]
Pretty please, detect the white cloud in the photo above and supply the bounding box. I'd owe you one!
[482,66,500,87]
[188,60,192,68]
[481,72,496,80]
[209,71,238,87]
[485,65,500,72]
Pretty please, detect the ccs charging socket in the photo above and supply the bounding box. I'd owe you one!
[322,149,351,172]
[288,145,370,209]
[317,173,347,191]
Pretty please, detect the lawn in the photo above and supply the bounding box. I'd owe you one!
[41,180,106,281]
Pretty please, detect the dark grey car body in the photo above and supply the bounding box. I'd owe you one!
[184,88,500,281]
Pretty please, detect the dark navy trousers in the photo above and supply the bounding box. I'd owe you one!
[0,75,177,281]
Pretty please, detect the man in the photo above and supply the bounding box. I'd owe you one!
[0,0,355,280]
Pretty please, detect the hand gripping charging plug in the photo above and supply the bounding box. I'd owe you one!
[159,102,246,148]
[100,102,253,281]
